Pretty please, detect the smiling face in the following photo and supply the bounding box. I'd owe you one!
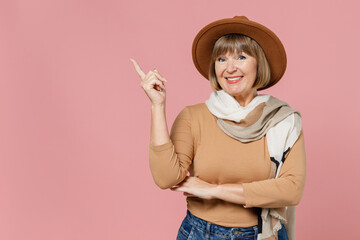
[215,51,258,102]
[208,34,272,105]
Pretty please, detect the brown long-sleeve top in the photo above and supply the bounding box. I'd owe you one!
[149,103,306,227]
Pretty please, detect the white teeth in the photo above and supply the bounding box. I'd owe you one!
[227,76,242,81]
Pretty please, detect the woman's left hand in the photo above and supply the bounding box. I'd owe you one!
[171,176,217,200]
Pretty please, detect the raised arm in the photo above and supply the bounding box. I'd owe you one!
[130,58,169,146]
[131,59,193,189]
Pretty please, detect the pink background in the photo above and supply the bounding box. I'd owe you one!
[0,0,359,239]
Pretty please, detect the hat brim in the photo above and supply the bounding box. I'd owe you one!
[192,16,287,90]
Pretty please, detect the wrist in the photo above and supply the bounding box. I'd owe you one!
[212,183,246,205]
[151,103,165,110]
[212,184,222,199]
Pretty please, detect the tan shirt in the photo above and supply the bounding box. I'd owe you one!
[149,103,306,227]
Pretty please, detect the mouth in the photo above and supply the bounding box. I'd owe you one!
[225,76,243,84]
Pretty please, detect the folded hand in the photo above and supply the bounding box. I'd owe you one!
[171,176,217,200]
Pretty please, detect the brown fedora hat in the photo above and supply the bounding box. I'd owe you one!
[192,16,287,90]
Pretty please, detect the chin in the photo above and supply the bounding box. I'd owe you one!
[225,89,246,97]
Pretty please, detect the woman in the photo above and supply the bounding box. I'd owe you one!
[131,16,306,240]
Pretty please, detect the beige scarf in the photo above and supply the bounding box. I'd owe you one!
[205,90,302,240]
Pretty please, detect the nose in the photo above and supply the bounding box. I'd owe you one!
[226,60,236,73]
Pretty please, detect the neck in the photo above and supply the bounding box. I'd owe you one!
[233,89,258,107]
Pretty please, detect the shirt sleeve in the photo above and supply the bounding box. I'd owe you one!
[148,107,194,189]
[242,131,306,208]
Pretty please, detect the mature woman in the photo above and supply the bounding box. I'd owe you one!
[131,16,306,240]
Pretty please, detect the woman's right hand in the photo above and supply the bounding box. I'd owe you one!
[130,58,167,106]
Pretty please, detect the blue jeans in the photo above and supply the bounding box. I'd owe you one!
[177,210,288,240]
[277,222,289,240]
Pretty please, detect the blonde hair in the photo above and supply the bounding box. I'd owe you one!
[209,34,271,90]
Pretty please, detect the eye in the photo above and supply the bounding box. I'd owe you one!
[238,55,246,60]
[217,57,226,62]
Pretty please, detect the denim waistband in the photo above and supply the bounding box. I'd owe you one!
[185,210,257,238]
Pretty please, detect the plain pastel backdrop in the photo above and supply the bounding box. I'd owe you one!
[0,0,359,239]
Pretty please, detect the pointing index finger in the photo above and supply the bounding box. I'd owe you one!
[130,58,146,79]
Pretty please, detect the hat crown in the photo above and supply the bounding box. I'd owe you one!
[233,16,249,20]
